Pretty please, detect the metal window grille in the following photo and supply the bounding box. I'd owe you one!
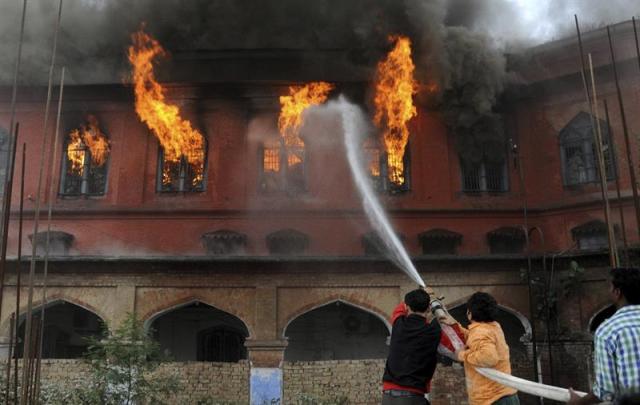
[60,140,108,197]
[157,144,206,193]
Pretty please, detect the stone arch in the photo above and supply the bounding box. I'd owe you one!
[15,299,106,359]
[141,295,253,338]
[283,299,390,361]
[145,299,250,362]
[588,304,617,334]
[281,296,391,339]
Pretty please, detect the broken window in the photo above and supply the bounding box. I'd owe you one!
[461,157,508,193]
[60,118,110,197]
[157,138,206,193]
[560,112,616,187]
[259,139,305,193]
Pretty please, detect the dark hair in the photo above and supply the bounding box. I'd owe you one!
[405,289,430,313]
[467,292,498,322]
[611,268,640,305]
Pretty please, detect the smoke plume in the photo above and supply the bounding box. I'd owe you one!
[0,0,638,160]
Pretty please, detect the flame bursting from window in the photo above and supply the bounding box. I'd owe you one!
[278,82,334,166]
[67,115,110,175]
[373,36,417,186]
[127,28,205,186]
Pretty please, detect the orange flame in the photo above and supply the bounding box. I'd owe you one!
[278,82,334,166]
[128,28,205,181]
[373,36,417,186]
[66,115,110,175]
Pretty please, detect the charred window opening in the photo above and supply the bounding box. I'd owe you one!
[571,220,618,251]
[460,156,508,193]
[418,229,462,255]
[365,138,411,193]
[560,112,616,187]
[487,226,525,254]
[60,117,110,197]
[259,139,306,194]
[157,138,207,193]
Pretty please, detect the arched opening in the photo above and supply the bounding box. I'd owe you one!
[589,304,617,333]
[284,301,390,361]
[449,303,528,354]
[148,302,249,362]
[16,301,105,359]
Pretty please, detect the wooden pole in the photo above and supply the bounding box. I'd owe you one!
[604,100,629,265]
[21,1,64,402]
[3,313,14,403]
[608,25,640,242]
[34,66,65,400]
[14,143,25,404]
[588,53,619,267]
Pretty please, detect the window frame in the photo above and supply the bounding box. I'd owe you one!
[156,137,208,194]
[460,156,509,194]
[59,134,110,198]
[258,138,307,194]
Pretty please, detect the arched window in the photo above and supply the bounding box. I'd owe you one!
[259,138,306,194]
[157,137,207,193]
[16,301,105,359]
[560,112,616,187]
[284,301,389,361]
[149,302,248,362]
[60,117,110,197]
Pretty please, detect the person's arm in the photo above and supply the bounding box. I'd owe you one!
[457,329,499,368]
[577,333,616,404]
[566,390,600,405]
[390,301,408,325]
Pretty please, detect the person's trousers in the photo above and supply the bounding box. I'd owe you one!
[492,394,520,405]
[382,393,429,405]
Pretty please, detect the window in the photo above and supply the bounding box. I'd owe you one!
[487,226,525,254]
[60,118,110,197]
[571,220,614,251]
[364,138,411,193]
[157,138,206,192]
[560,112,616,187]
[418,229,462,255]
[259,139,305,193]
[461,157,508,193]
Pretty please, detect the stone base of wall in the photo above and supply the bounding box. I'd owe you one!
[1,359,250,405]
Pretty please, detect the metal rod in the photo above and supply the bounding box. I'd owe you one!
[14,143,25,404]
[633,17,640,72]
[4,313,14,403]
[574,16,619,267]
[21,1,64,402]
[34,66,65,400]
[604,99,629,265]
[588,53,619,267]
[608,25,640,242]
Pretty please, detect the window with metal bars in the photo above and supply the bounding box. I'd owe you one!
[60,136,109,197]
[560,112,616,187]
[364,138,411,193]
[259,139,306,194]
[460,158,508,193]
[157,140,207,193]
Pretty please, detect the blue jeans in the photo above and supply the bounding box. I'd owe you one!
[493,394,520,405]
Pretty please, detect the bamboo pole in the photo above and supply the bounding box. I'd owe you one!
[607,25,640,242]
[604,100,629,265]
[574,15,619,267]
[21,1,64,403]
[588,53,619,267]
[3,313,14,403]
[14,143,25,404]
[34,66,65,400]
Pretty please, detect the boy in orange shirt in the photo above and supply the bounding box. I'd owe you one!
[448,292,519,405]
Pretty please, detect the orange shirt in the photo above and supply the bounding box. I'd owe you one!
[457,322,517,405]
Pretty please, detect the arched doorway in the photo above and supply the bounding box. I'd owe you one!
[16,301,105,359]
[284,301,390,361]
[589,304,617,333]
[148,302,249,362]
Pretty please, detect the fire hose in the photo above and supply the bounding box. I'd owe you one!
[427,294,590,402]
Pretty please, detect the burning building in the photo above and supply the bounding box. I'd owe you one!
[0,3,639,403]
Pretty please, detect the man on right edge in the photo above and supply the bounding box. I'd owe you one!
[568,267,640,404]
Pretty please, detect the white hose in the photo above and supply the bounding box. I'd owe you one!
[476,367,588,402]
